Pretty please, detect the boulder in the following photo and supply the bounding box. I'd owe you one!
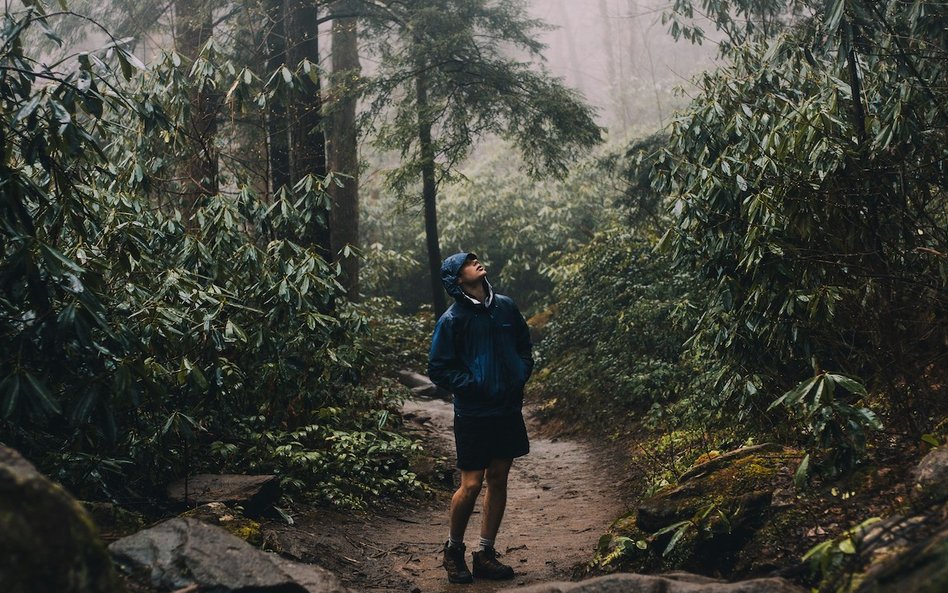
[636,445,802,533]
[913,446,948,504]
[500,572,806,593]
[109,517,350,593]
[166,473,280,516]
[0,445,125,593]
[600,445,803,576]
[855,518,948,593]
[180,502,262,545]
[396,370,452,401]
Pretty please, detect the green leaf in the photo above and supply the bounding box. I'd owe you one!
[190,366,209,390]
[70,390,97,425]
[769,376,818,411]
[24,372,61,415]
[794,453,810,489]
[826,0,846,33]
[735,174,748,192]
[802,539,834,562]
[15,95,42,122]
[663,523,690,557]
[40,244,84,275]
[0,375,22,419]
[838,538,856,554]
[653,519,691,537]
[921,434,940,447]
[827,374,868,397]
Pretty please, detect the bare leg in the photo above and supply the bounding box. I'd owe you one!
[480,458,513,541]
[449,469,484,540]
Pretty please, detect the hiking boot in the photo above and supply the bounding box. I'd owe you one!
[472,547,515,580]
[442,541,473,584]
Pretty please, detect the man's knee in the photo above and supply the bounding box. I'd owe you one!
[457,470,484,498]
[485,460,512,490]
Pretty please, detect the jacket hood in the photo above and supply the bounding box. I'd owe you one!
[440,252,492,303]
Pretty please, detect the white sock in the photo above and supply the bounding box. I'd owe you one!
[478,537,495,552]
[448,535,464,548]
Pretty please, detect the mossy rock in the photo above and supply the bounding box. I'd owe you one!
[637,445,802,533]
[180,502,262,546]
[607,445,804,577]
[913,446,948,504]
[0,446,125,593]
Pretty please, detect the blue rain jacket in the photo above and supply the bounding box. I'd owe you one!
[428,252,534,417]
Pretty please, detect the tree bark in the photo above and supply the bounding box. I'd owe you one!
[415,65,447,319]
[265,0,291,198]
[173,0,218,216]
[286,0,330,258]
[327,0,361,300]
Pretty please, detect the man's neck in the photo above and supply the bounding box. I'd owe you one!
[461,280,487,303]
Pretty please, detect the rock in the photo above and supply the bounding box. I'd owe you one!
[913,446,948,503]
[180,502,262,545]
[855,518,948,593]
[396,370,452,401]
[109,517,350,593]
[82,502,147,543]
[678,444,784,483]
[601,445,803,576]
[166,474,280,516]
[499,572,806,593]
[637,446,801,533]
[0,445,125,593]
[396,370,434,389]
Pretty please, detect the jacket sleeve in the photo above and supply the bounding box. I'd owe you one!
[428,316,479,398]
[514,303,534,383]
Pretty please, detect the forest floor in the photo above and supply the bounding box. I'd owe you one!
[262,395,627,593]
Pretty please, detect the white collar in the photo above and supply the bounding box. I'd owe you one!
[462,280,493,307]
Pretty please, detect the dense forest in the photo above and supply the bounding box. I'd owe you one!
[1,0,946,592]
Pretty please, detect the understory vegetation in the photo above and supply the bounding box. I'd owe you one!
[0,5,424,510]
[2,0,945,564]
[531,0,947,484]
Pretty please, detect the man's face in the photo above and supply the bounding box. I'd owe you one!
[457,257,487,285]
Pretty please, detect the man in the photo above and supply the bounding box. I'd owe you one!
[428,252,534,584]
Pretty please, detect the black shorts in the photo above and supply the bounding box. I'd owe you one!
[453,412,530,470]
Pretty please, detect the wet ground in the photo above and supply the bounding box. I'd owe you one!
[265,396,626,593]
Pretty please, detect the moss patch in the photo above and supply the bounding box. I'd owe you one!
[180,502,262,546]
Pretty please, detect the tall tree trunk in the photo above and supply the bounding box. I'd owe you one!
[415,64,446,319]
[554,0,586,97]
[597,0,624,132]
[327,0,361,300]
[265,0,291,198]
[173,0,218,216]
[286,0,330,258]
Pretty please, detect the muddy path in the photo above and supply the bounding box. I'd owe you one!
[266,396,626,593]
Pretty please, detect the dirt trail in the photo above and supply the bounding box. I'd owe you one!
[270,396,626,593]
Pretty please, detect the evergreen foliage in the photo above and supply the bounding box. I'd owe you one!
[535,0,947,476]
[531,229,704,433]
[0,5,421,506]
[657,0,947,446]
